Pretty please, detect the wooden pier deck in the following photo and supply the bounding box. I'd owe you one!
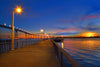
[0,40,58,67]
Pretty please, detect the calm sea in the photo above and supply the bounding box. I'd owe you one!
[58,38,100,67]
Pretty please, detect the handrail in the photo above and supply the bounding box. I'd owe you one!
[0,39,41,54]
[51,40,83,67]
[0,24,47,54]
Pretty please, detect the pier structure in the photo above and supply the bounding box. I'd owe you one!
[0,24,83,67]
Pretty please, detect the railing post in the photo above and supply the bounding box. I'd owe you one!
[25,33,27,46]
[61,52,63,67]
[33,34,34,39]
[17,41,18,48]
[8,41,10,51]
[53,43,61,67]
[3,40,6,52]
[31,35,32,44]
[15,30,18,49]
[15,30,18,39]
[22,41,23,47]
[4,40,6,52]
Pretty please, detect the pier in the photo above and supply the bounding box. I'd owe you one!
[0,40,58,67]
[1,1,100,67]
[0,40,83,67]
[0,24,83,67]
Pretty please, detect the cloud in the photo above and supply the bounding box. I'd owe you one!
[59,20,71,23]
[55,28,83,33]
[55,32,78,35]
[80,4,100,21]
[59,15,100,23]
[84,15,100,20]
[54,27,83,36]
[59,19,81,23]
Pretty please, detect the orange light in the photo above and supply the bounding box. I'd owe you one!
[15,6,23,14]
[16,8,21,12]
[80,32,98,37]
[85,32,93,37]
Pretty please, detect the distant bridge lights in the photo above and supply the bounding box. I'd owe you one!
[9,25,11,27]
[4,23,6,26]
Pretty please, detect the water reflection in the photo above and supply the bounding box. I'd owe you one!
[64,39,100,51]
[73,40,100,51]
[82,40,99,50]
[61,38,100,67]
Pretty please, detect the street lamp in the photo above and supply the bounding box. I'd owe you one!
[12,6,23,50]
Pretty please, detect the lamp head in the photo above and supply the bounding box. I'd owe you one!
[14,6,23,14]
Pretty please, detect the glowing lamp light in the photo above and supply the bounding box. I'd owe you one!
[16,8,22,12]
[40,29,44,33]
[14,6,23,14]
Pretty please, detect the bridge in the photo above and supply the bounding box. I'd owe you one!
[0,24,83,67]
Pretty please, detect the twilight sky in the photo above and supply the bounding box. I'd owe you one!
[0,0,100,36]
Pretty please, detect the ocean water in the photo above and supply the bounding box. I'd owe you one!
[58,38,100,67]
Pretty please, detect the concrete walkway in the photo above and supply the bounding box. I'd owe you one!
[0,40,58,67]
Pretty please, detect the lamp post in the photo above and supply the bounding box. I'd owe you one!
[11,6,22,50]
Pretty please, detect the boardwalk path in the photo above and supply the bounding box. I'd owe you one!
[0,40,58,67]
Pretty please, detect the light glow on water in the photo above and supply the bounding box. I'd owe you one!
[58,38,100,67]
[61,42,64,48]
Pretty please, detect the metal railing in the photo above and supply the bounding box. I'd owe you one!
[0,40,11,53]
[0,24,48,54]
[51,40,83,67]
[0,39,41,54]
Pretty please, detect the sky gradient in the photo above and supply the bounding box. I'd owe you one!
[0,0,100,36]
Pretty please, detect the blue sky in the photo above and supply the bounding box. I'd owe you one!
[0,0,100,35]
